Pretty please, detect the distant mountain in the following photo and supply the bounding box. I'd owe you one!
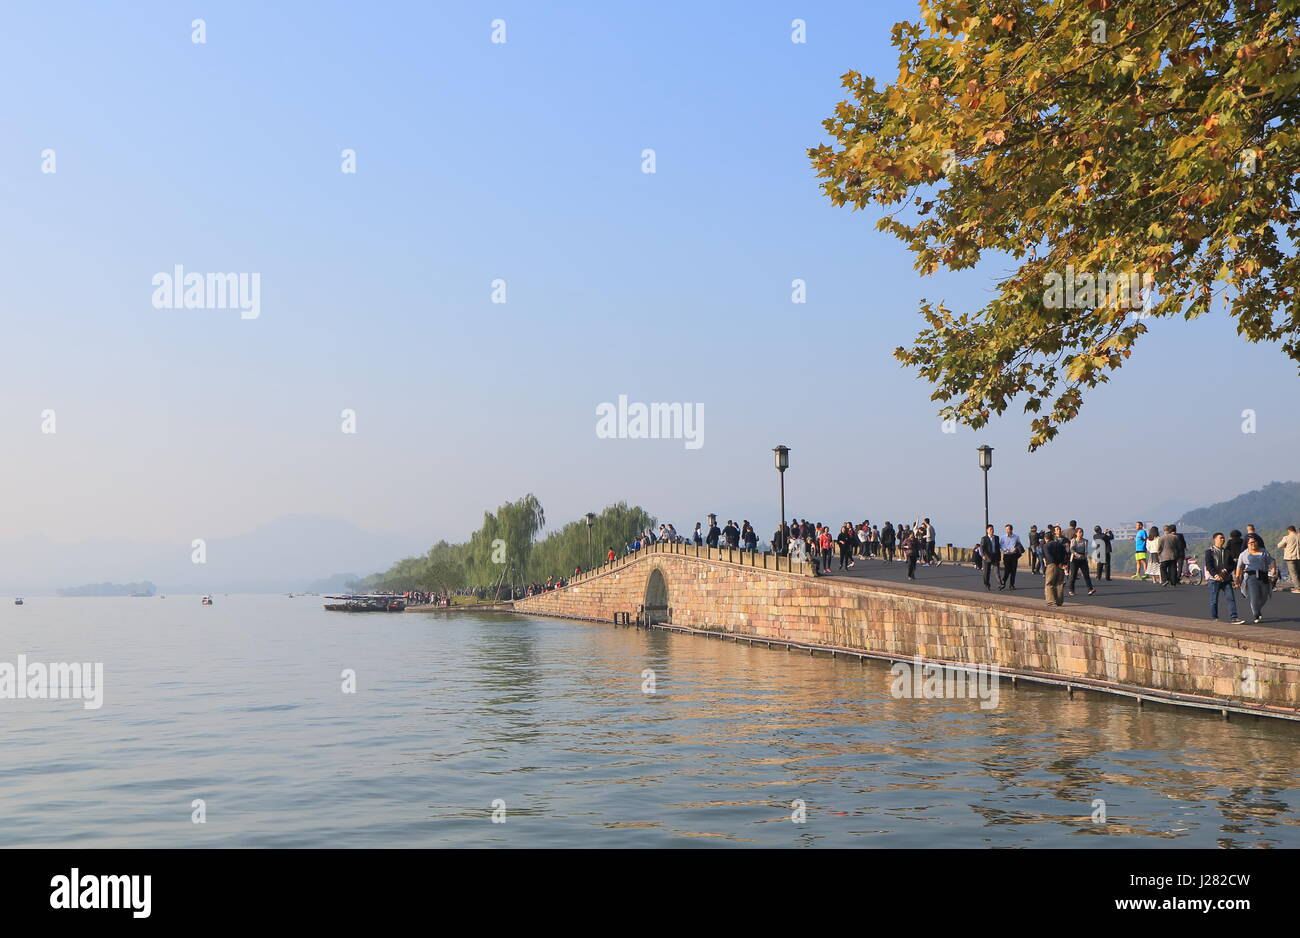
[305,572,364,594]
[0,516,431,595]
[1136,498,1199,525]
[1179,481,1300,533]
[58,581,156,597]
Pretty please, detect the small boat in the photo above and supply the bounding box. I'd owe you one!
[201,595,214,606]
[14,598,23,606]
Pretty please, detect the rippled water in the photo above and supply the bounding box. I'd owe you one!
[2,596,1298,847]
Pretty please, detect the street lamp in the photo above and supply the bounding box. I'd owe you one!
[584,512,596,568]
[976,445,994,531]
[773,445,790,554]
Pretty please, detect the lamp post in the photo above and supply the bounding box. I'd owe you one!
[773,445,790,554]
[584,512,596,569]
[977,445,994,531]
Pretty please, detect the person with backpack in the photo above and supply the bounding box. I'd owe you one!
[1000,524,1024,589]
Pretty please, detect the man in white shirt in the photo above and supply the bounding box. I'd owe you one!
[999,524,1024,589]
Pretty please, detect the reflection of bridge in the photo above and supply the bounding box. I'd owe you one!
[499,542,1300,721]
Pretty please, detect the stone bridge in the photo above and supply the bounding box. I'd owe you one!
[507,541,1300,721]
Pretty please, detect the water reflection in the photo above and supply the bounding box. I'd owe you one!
[0,601,1295,847]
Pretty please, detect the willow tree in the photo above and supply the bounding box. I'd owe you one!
[810,0,1300,449]
[524,502,655,581]
[467,494,546,585]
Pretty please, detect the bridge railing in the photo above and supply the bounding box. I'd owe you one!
[555,539,978,593]
[565,540,818,587]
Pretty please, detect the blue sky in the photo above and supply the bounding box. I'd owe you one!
[2,0,1296,555]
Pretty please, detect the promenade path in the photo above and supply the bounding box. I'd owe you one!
[827,555,1300,647]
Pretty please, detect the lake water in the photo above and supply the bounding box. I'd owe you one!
[2,596,1298,847]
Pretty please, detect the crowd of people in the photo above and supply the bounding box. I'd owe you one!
[620,516,946,580]
[973,519,1297,623]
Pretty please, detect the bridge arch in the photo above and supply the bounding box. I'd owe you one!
[643,567,670,624]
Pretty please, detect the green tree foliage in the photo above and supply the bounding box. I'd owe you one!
[810,0,1300,449]
[362,498,655,591]
[526,502,656,579]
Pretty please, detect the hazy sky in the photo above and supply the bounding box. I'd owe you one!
[3,1,1297,554]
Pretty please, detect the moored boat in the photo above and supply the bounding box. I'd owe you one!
[323,594,407,612]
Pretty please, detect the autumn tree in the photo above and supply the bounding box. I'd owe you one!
[810,0,1300,448]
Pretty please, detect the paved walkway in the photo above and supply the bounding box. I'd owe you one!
[825,555,1300,643]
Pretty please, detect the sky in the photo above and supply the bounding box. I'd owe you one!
[2,0,1297,565]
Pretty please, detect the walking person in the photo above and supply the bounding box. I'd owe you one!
[979,524,1002,590]
[1027,525,1043,575]
[1132,522,1148,579]
[837,523,856,570]
[1225,529,1245,568]
[1043,528,1069,606]
[1166,524,1187,585]
[1205,533,1245,623]
[902,527,922,580]
[817,525,834,573]
[1276,525,1300,592]
[1092,526,1113,581]
[1068,528,1095,595]
[1158,524,1179,587]
[922,518,940,565]
[1000,524,1023,589]
[1235,534,1279,623]
[881,521,896,562]
[1147,526,1164,584]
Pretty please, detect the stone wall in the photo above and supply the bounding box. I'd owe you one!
[511,543,1300,715]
